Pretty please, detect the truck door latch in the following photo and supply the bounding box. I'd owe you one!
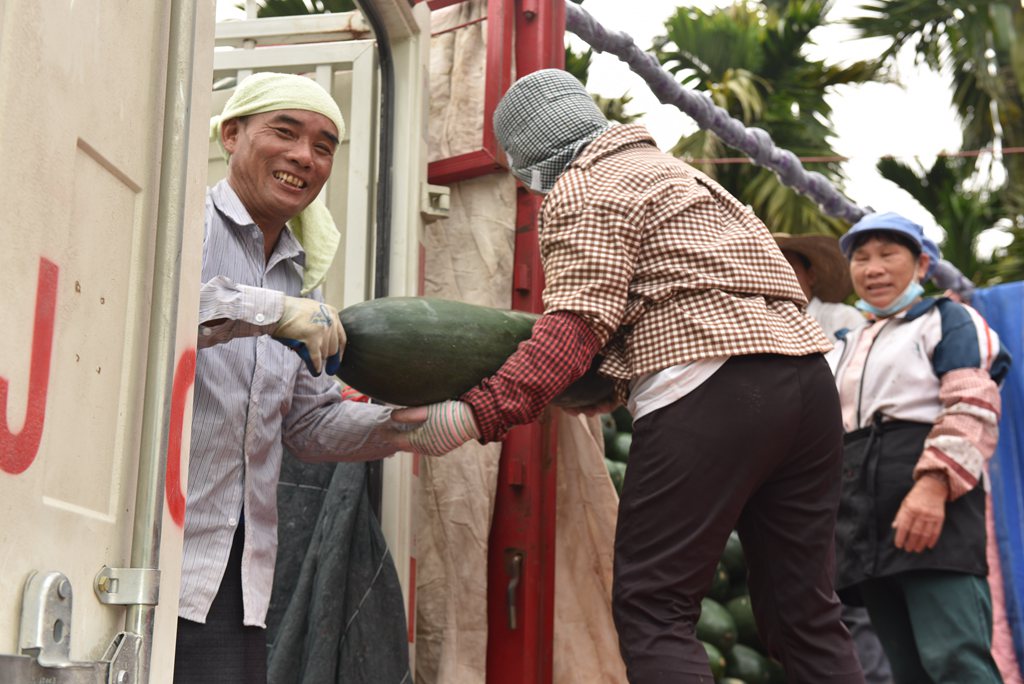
[0,570,142,683]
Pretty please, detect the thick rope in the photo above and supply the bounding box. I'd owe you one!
[564,2,975,298]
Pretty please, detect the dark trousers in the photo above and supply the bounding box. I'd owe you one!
[843,605,894,684]
[612,354,864,683]
[173,521,268,684]
[861,571,1003,684]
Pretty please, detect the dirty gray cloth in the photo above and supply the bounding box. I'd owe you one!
[267,457,411,684]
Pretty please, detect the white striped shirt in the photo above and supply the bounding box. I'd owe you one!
[179,180,398,627]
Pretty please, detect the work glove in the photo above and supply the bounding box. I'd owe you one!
[391,401,481,456]
[272,296,346,376]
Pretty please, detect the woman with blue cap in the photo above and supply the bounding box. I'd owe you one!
[829,211,1011,683]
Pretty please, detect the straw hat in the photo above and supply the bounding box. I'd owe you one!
[773,233,853,303]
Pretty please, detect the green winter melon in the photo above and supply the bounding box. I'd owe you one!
[726,595,762,650]
[607,431,632,463]
[722,531,746,583]
[696,597,737,654]
[726,644,770,684]
[600,413,617,452]
[604,459,626,495]
[611,405,633,432]
[703,641,727,681]
[708,562,731,603]
[335,297,614,407]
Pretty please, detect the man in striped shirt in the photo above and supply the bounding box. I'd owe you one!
[175,73,405,684]
[395,69,864,683]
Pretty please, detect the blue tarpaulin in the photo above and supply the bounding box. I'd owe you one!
[973,281,1024,666]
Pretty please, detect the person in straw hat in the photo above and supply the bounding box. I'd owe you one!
[774,232,864,343]
[177,72,408,684]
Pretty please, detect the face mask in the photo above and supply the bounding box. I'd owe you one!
[855,281,924,318]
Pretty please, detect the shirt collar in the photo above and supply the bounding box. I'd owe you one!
[209,179,305,266]
[571,124,658,170]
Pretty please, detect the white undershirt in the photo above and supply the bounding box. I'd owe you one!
[627,357,730,421]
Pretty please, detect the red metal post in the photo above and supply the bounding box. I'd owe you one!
[486,2,565,683]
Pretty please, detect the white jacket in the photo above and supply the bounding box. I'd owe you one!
[827,297,1010,499]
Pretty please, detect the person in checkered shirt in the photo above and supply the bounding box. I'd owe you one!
[394,69,863,683]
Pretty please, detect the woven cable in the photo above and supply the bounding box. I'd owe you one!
[564,2,976,298]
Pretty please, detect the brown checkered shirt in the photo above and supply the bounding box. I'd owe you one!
[463,124,831,440]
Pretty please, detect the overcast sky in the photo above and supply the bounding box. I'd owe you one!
[216,0,1009,254]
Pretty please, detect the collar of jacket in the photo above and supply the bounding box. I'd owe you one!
[903,296,945,321]
[570,123,657,171]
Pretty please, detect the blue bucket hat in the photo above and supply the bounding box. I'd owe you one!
[839,212,941,279]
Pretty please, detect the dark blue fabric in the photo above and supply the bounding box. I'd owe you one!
[972,282,1024,668]
[903,297,1011,382]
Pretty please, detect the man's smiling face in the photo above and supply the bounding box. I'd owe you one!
[222,109,339,232]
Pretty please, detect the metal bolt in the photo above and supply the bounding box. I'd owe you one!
[57,579,71,600]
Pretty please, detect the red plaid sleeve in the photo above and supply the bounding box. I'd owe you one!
[461,310,602,442]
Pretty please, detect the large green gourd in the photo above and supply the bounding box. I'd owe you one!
[336,297,614,407]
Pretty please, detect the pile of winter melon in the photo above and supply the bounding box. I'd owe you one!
[600,409,787,684]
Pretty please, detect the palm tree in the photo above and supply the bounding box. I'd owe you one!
[851,1,1024,211]
[564,44,641,124]
[653,1,884,236]
[875,155,1004,283]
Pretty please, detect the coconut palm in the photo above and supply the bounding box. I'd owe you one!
[653,0,884,236]
[876,155,1004,283]
[564,44,641,124]
[851,1,1024,210]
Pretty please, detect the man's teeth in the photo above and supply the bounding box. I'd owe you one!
[274,171,306,188]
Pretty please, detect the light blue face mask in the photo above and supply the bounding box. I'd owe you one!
[855,281,924,318]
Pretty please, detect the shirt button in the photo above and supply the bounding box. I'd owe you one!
[200,327,213,337]
[228,517,238,527]
[254,313,266,323]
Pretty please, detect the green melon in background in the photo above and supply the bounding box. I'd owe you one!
[708,562,731,603]
[703,641,727,681]
[608,431,632,463]
[604,459,626,495]
[612,405,633,432]
[726,595,762,651]
[696,597,737,654]
[726,644,771,684]
[600,413,617,452]
[722,531,746,582]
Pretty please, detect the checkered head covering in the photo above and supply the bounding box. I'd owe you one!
[493,69,610,194]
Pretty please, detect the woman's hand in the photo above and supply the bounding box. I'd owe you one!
[892,472,949,553]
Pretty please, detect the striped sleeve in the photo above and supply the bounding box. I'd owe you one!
[915,300,1007,499]
[915,367,1001,499]
[196,275,286,348]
